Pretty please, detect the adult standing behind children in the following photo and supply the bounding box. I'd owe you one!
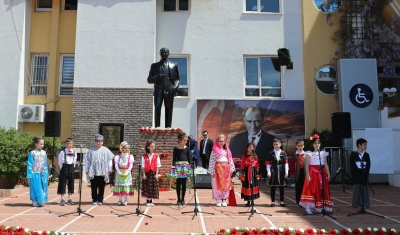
[200,130,213,169]
[187,135,200,168]
[27,136,49,207]
[113,141,135,206]
[142,140,161,206]
[173,132,192,206]
[266,138,288,207]
[208,134,235,207]
[85,134,114,205]
[57,138,77,206]
[350,138,371,209]
[299,134,332,214]
[289,139,306,206]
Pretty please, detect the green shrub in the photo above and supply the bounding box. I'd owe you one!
[0,127,61,184]
[303,128,341,151]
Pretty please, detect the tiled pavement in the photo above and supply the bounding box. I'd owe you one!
[0,180,399,235]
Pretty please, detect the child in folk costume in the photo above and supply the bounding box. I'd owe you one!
[266,138,288,207]
[172,132,192,206]
[27,136,48,207]
[289,139,306,206]
[85,134,114,205]
[142,140,161,206]
[207,134,236,207]
[57,138,77,206]
[350,138,371,209]
[299,134,332,214]
[113,141,135,206]
[240,142,260,207]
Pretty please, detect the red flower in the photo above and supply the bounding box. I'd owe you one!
[42,232,49,235]
[376,230,385,235]
[231,228,239,235]
[386,231,396,235]
[5,227,13,235]
[171,128,176,133]
[32,232,40,235]
[305,229,315,235]
[241,230,251,235]
[15,227,25,235]
[164,129,169,133]
[352,229,361,235]
[220,229,227,233]
[295,230,304,235]
[272,229,280,235]
[363,229,372,235]
[158,129,163,133]
[282,230,291,235]
[0,226,3,234]
[317,230,325,235]
[251,229,260,235]
[328,229,337,235]
[177,128,182,133]
[261,229,270,235]
[151,129,157,133]
[341,229,351,235]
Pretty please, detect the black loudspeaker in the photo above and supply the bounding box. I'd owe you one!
[195,174,212,189]
[277,48,293,69]
[331,112,351,139]
[45,111,61,137]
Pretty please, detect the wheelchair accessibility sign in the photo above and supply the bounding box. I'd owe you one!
[349,83,373,108]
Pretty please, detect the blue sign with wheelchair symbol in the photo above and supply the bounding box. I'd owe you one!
[349,84,373,108]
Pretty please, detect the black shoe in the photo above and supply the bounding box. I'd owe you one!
[60,199,65,206]
[280,203,286,207]
[270,203,275,207]
[181,200,186,206]
[177,200,181,205]
[67,199,74,205]
[245,201,251,207]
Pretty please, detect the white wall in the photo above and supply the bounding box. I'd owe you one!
[74,0,157,88]
[156,0,304,134]
[0,0,29,129]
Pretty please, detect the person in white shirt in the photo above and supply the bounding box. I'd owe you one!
[266,138,288,207]
[85,134,114,205]
[57,138,77,206]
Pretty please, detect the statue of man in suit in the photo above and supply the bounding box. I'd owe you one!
[147,48,180,128]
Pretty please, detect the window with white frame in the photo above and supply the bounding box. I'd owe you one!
[29,53,49,96]
[59,55,75,96]
[169,56,189,97]
[63,0,77,11]
[244,57,282,97]
[36,0,52,12]
[164,0,189,11]
[245,0,280,13]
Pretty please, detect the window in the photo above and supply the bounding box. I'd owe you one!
[59,55,75,96]
[245,0,280,13]
[164,0,189,11]
[169,57,189,97]
[315,65,335,95]
[36,0,52,12]
[63,0,78,11]
[244,57,281,97]
[29,53,49,96]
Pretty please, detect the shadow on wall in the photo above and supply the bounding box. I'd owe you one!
[79,0,153,8]
[2,0,25,12]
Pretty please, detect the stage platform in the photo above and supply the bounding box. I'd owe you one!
[0,180,399,235]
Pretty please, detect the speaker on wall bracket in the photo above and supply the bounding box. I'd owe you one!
[331,112,351,139]
[277,48,293,69]
[45,111,61,137]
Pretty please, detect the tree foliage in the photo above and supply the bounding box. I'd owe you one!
[0,127,61,184]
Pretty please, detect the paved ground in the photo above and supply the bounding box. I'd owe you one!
[0,180,399,235]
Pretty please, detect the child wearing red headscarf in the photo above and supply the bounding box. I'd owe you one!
[207,134,236,207]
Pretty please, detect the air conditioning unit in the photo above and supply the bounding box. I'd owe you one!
[18,105,45,122]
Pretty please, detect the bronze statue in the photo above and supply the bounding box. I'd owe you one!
[147,48,180,128]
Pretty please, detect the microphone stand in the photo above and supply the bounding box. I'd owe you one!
[59,145,93,217]
[239,150,271,220]
[348,159,383,218]
[182,155,214,220]
[119,161,151,218]
[304,149,335,220]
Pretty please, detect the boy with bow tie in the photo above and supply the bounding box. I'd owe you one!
[57,138,77,206]
[289,139,306,206]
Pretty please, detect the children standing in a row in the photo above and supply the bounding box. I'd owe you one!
[141,140,161,206]
[266,138,288,207]
[113,141,135,206]
[27,136,49,207]
[57,138,77,206]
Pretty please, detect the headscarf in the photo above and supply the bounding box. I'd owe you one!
[211,134,232,162]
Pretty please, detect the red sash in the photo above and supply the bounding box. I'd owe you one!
[143,153,158,173]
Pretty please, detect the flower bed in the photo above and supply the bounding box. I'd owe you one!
[188,227,399,235]
[0,225,73,235]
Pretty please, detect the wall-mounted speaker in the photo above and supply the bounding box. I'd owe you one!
[331,112,351,139]
[277,48,293,69]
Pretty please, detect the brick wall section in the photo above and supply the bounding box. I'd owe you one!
[71,87,153,155]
